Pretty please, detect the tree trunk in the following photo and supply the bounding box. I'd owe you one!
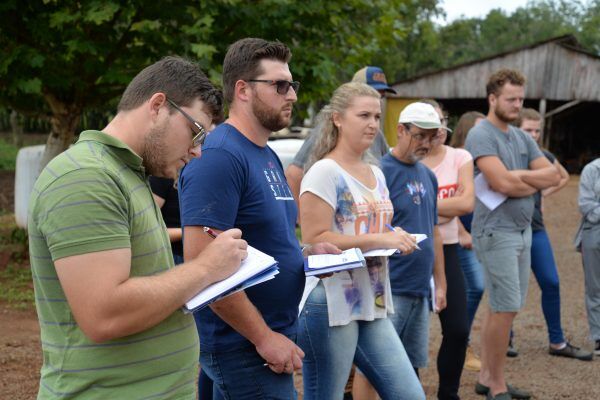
[9,110,24,147]
[39,94,82,172]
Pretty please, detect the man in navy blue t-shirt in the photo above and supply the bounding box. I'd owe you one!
[179,38,336,399]
[381,102,447,375]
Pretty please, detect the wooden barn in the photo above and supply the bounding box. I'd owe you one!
[384,35,600,172]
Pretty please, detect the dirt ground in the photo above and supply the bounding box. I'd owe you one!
[1,176,598,399]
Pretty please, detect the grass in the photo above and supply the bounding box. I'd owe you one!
[0,213,33,309]
[0,265,33,309]
[0,137,19,171]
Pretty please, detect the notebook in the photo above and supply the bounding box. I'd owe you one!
[184,246,279,312]
[304,248,366,276]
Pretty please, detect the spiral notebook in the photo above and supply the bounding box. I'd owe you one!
[184,246,279,312]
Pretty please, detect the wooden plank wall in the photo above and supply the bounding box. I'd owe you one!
[391,43,600,101]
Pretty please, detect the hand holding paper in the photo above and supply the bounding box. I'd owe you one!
[363,234,428,257]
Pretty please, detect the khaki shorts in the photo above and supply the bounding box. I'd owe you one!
[473,226,532,312]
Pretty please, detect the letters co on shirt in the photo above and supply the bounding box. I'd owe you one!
[437,184,457,200]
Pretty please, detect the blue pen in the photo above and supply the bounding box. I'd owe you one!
[386,224,421,250]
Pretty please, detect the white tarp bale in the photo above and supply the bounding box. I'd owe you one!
[14,145,45,228]
[267,138,304,171]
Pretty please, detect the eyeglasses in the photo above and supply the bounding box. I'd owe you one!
[248,79,300,95]
[408,130,445,144]
[166,98,207,147]
[403,124,445,145]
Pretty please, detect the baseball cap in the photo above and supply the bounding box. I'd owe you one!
[352,66,397,94]
[398,102,452,131]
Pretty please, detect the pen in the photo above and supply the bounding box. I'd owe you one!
[385,224,421,251]
[203,226,218,239]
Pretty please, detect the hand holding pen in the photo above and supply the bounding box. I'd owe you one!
[197,227,248,282]
[384,223,419,255]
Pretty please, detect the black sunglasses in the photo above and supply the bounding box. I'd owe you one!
[166,98,208,147]
[248,79,300,95]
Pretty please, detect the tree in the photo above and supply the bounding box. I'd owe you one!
[420,0,600,78]
[0,0,440,168]
[0,0,223,167]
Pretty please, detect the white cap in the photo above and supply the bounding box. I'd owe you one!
[398,102,452,131]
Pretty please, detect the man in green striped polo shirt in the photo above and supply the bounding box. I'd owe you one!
[28,56,248,399]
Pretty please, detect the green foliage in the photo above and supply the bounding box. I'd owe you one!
[0,138,18,170]
[0,0,440,134]
[0,0,598,151]
[398,0,600,80]
[0,214,32,309]
[0,265,34,309]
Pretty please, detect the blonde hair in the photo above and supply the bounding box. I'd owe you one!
[305,82,380,171]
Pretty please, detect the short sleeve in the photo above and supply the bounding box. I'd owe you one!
[542,150,556,164]
[455,148,473,169]
[300,160,339,210]
[34,168,131,261]
[465,126,498,161]
[179,148,244,231]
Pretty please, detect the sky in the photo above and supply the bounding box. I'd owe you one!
[437,0,531,24]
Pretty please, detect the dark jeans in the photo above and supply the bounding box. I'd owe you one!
[200,339,297,400]
[437,243,469,400]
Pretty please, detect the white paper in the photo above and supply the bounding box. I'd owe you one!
[362,234,428,257]
[474,173,507,211]
[184,246,278,311]
[306,248,363,269]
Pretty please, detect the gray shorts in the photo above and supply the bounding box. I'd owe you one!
[388,294,430,368]
[474,226,532,312]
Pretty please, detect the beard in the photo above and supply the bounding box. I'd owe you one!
[141,122,170,178]
[494,105,518,123]
[252,94,292,132]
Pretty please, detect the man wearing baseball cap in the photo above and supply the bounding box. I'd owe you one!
[381,102,449,380]
[352,66,397,94]
[284,66,394,208]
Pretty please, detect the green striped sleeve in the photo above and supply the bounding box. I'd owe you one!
[34,168,131,261]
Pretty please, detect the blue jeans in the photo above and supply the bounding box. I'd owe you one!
[200,341,297,400]
[457,245,484,332]
[388,294,430,368]
[298,283,424,400]
[531,229,565,344]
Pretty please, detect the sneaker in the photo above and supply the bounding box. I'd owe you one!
[548,342,593,361]
[595,340,600,356]
[506,339,519,358]
[464,345,482,371]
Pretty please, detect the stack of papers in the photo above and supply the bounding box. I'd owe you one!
[184,246,279,312]
[304,248,366,276]
[362,234,428,257]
